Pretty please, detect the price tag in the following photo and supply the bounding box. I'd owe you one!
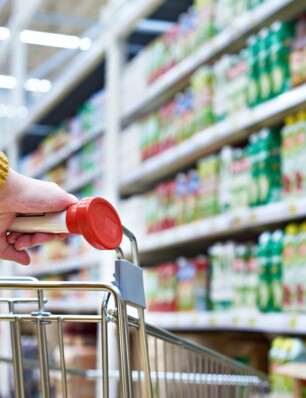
[194,220,203,235]
[208,316,217,327]
[288,316,298,330]
[173,315,181,328]
[249,212,257,224]
[209,221,217,233]
[229,116,239,132]
[232,216,242,227]
[231,316,239,327]
[247,317,257,329]
[191,313,200,326]
[209,38,217,55]
[287,203,297,216]
[172,228,180,242]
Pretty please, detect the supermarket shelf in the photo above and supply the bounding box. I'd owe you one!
[44,297,100,312]
[145,311,306,334]
[61,167,103,193]
[14,44,107,143]
[13,298,101,313]
[121,83,306,195]
[12,0,165,143]
[17,253,101,277]
[122,0,306,124]
[137,198,306,255]
[27,124,105,178]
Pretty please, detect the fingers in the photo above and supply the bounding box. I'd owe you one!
[0,232,30,265]
[6,231,23,245]
[2,246,31,265]
[12,232,63,251]
[2,232,70,265]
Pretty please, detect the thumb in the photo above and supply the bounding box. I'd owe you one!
[10,172,78,214]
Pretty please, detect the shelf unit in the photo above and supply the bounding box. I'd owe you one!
[116,0,306,342]
[2,0,167,306]
[27,123,105,178]
[120,82,306,195]
[17,253,100,278]
[14,298,101,314]
[134,197,306,256]
[61,167,103,193]
[4,0,306,334]
[121,0,306,125]
[3,2,306,396]
[4,0,166,148]
[145,311,306,334]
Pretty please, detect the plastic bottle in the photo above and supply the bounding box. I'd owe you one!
[247,133,259,206]
[9,197,123,250]
[282,223,298,312]
[257,232,272,312]
[270,230,283,312]
[296,222,306,312]
[258,28,272,102]
[218,146,233,213]
[281,116,296,198]
[246,35,260,107]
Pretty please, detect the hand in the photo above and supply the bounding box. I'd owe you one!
[0,168,78,265]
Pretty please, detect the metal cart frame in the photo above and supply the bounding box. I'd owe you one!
[0,226,270,397]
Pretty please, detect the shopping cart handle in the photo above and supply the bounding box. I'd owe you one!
[9,197,123,250]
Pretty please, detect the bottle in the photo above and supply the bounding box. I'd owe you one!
[257,232,272,312]
[9,197,123,250]
[270,229,284,312]
[282,223,298,312]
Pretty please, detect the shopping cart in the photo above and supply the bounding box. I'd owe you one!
[0,200,270,398]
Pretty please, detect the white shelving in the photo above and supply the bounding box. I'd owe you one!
[61,168,103,193]
[9,0,166,145]
[18,253,100,277]
[27,124,105,178]
[122,0,306,124]
[5,0,306,342]
[15,298,101,313]
[13,42,108,144]
[44,298,100,313]
[121,82,306,195]
[136,198,306,255]
[145,311,306,334]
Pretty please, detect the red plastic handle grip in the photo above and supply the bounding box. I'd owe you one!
[66,197,123,250]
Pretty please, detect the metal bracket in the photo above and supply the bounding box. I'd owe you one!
[113,259,146,308]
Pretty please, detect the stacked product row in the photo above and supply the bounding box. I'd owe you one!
[269,336,306,396]
[20,89,106,176]
[144,255,209,312]
[41,266,100,300]
[144,221,306,314]
[43,136,104,190]
[126,0,267,89]
[29,234,95,266]
[142,113,306,234]
[122,17,306,163]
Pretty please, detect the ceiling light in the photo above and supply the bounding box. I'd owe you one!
[0,26,9,40]
[0,75,16,89]
[79,37,92,51]
[25,78,52,92]
[0,105,28,119]
[20,29,91,50]
[0,75,52,92]
[20,30,79,49]
[0,26,91,50]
